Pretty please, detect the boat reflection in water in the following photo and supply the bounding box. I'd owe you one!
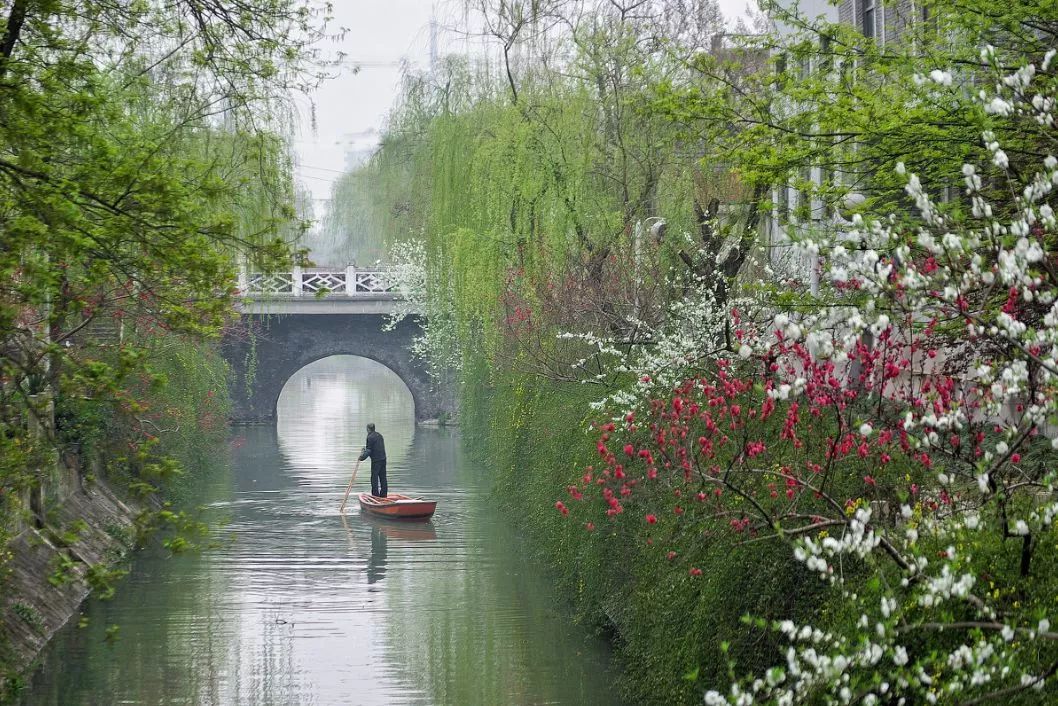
[340,511,438,590]
[363,512,438,541]
[363,514,436,586]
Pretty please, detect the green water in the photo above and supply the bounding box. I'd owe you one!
[24,356,619,705]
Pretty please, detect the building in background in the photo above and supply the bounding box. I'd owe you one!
[765,0,933,292]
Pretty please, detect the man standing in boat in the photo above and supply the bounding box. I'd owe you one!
[359,423,387,498]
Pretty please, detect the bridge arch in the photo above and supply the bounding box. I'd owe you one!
[276,353,416,420]
[224,314,445,424]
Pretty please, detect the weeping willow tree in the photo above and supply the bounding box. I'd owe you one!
[319,4,786,703]
[327,1,749,380]
[318,160,392,265]
[0,1,327,656]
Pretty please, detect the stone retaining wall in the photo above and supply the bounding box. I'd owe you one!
[1,472,142,689]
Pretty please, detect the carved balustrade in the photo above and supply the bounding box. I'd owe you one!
[239,266,397,298]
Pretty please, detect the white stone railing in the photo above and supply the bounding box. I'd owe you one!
[238,266,397,297]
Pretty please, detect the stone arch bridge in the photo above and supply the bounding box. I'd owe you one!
[223,266,448,424]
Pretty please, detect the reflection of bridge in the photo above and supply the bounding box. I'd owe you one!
[225,266,448,424]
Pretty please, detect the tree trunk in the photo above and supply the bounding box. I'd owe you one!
[0,0,29,78]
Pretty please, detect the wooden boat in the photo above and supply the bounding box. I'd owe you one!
[358,492,437,520]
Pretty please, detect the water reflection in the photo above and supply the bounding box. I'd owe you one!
[365,515,438,541]
[24,356,620,705]
[367,525,387,586]
[275,356,414,501]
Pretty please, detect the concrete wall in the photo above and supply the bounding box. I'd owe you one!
[1,453,143,686]
[224,314,453,424]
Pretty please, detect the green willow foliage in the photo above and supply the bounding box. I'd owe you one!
[328,3,763,701]
[336,0,1057,702]
[0,0,325,645]
[331,35,709,360]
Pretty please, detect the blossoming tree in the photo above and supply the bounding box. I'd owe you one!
[560,47,1058,704]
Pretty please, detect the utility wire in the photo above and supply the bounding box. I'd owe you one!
[299,164,351,174]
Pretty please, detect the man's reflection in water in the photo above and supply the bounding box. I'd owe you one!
[340,513,387,587]
[366,524,387,586]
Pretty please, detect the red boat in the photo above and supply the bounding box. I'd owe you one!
[358,492,437,520]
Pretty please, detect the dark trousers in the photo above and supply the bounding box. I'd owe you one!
[371,459,388,497]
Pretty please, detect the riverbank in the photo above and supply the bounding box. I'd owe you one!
[468,371,822,705]
[0,472,143,698]
[0,336,232,701]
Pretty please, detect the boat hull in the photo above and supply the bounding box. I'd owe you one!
[358,492,437,519]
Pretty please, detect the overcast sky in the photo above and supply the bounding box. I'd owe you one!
[293,0,756,209]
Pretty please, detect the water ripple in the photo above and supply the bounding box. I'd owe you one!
[26,357,620,706]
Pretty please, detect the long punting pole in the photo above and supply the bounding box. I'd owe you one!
[339,458,362,513]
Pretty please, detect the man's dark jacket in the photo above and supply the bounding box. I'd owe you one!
[359,431,386,462]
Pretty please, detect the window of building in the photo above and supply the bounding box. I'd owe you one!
[778,183,790,220]
[819,164,834,219]
[798,166,812,217]
[919,3,938,33]
[863,0,876,38]
[776,52,788,85]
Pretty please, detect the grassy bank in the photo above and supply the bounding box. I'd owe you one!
[463,366,826,704]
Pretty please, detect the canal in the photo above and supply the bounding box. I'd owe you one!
[25,356,620,704]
